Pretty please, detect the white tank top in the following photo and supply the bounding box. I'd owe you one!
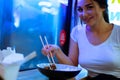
[70,24,120,78]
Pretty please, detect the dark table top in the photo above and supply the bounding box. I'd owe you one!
[17,69,49,80]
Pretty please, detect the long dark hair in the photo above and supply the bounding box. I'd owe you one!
[74,0,109,25]
[94,0,109,23]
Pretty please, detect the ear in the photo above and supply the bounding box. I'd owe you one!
[101,8,106,12]
[99,7,105,13]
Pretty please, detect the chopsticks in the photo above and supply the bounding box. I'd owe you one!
[44,36,56,65]
[39,35,56,70]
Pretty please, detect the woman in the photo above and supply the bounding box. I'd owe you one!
[42,0,120,79]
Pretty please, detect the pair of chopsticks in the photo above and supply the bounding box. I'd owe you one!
[39,35,56,70]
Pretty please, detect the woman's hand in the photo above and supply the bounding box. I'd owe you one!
[41,44,61,56]
[41,44,73,65]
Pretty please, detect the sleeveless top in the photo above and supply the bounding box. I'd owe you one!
[70,24,120,78]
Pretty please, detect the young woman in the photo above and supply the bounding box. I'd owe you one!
[41,0,120,79]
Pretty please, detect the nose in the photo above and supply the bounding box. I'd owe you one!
[82,10,88,17]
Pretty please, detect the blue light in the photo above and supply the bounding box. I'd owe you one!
[110,12,120,21]
[38,1,52,7]
[108,0,120,25]
[13,11,20,28]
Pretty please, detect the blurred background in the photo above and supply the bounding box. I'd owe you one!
[0,0,120,70]
[0,0,73,70]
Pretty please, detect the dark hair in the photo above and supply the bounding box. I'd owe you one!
[74,0,109,25]
[93,0,109,23]
[74,0,79,26]
[0,76,4,80]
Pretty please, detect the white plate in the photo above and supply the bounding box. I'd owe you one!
[75,65,88,80]
[37,63,81,71]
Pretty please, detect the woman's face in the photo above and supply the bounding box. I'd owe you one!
[77,0,104,27]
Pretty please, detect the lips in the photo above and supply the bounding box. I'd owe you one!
[83,16,93,23]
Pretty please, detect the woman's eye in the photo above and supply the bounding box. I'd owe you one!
[87,6,94,10]
[77,8,83,12]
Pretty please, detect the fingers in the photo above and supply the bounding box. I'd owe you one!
[41,44,59,56]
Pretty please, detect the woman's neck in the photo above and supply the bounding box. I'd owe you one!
[86,20,111,34]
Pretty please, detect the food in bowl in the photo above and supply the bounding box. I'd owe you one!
[44,64,56,70]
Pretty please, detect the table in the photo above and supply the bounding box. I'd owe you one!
[17,69,48,80]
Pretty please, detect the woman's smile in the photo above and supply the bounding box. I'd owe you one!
[83,16,94,24]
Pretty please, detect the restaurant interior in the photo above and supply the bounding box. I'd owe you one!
[0,0,120,80]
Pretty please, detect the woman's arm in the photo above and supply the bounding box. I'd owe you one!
[68,38,79,66]
[41,38,79,66]
[52,38,79,66]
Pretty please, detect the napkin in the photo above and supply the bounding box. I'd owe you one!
[0,47,37,80]
[0,47,24,65]
[75,64,88,80]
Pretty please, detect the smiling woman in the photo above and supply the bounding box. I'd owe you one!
[41,0,120,80]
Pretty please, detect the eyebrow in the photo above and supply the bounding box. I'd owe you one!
[77,2,93,8]
[85,3,93,7]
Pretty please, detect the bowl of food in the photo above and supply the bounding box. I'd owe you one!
[37,63,82,80]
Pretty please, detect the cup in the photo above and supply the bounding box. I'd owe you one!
[0,63,21,80]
